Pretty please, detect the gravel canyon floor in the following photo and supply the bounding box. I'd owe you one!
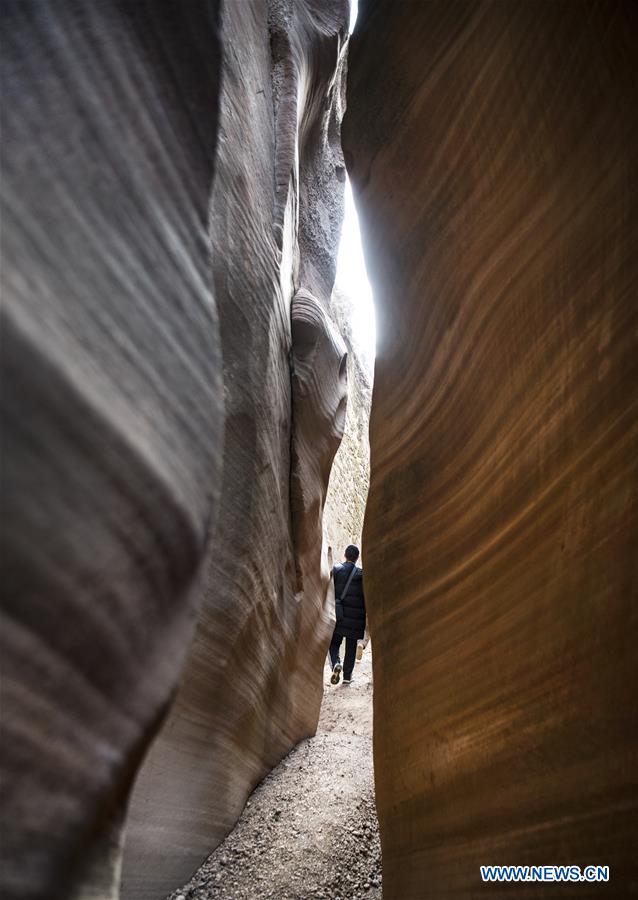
[168,649,381,900]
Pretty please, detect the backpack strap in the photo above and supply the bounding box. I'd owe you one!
[337,563,358,602]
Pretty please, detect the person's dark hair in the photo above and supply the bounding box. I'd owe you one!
[345,544,360,562]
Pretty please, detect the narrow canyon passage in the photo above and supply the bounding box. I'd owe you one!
[167,651,381,900]
[3,3,636,900]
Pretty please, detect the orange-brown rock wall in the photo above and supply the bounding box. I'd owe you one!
[344,2,638,896]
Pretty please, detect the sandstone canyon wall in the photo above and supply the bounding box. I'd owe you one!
[1,3,223,898]
[2,2,351,899]
[120,2,351,898]
[345,2,637,897]
[324,285,373,564]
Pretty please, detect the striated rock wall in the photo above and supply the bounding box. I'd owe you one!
[324,286,373,563]
[345,2,638,897]
[120,2,350,898]
[2,2,351,899]
[1,3,223,899]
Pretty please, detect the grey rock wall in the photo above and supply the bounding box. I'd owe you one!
[1,2,351,899]
[324,286,373,565]
[1,3,223,898]
[120,3,351,899]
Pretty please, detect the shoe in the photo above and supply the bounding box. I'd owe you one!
[330,663,342,685]
[343,677,352,684]
[356,643,364,661]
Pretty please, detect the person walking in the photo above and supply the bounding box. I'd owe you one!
[329,545,366,685]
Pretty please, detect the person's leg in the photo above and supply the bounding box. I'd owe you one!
[329,632,343,684]
[328,632,342,669]
[343,637,357,682]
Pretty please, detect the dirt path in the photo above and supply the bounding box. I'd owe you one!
[168,648,381,900]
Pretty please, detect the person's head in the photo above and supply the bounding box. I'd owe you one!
[344,544,360,563]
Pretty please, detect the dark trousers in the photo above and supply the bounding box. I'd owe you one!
[329,632,357,680]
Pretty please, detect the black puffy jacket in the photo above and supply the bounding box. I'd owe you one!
[333,562,366,640]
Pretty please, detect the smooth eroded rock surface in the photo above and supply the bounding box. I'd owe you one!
[345,2,637,896]
[1,2,223,898]
[324,285,373,563]
[120,3,350,898]
[2,2,352,899]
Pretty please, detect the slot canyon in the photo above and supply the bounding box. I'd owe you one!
[1,2,636,900]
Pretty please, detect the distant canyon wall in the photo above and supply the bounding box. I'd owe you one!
[324,286,373,566]
[345,1,637,897]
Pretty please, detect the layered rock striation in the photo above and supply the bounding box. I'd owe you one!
[120,2,350,898]
[345,2,638,897]
[2,2,351,899]
[1,3,223,899]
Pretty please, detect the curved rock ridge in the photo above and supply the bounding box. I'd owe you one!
[291,287,348,592]
[1,3,223,899]
[120,3,350,898]
[345,2,638,897]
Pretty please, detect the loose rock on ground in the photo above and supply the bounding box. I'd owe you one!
[167,649,381,900]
